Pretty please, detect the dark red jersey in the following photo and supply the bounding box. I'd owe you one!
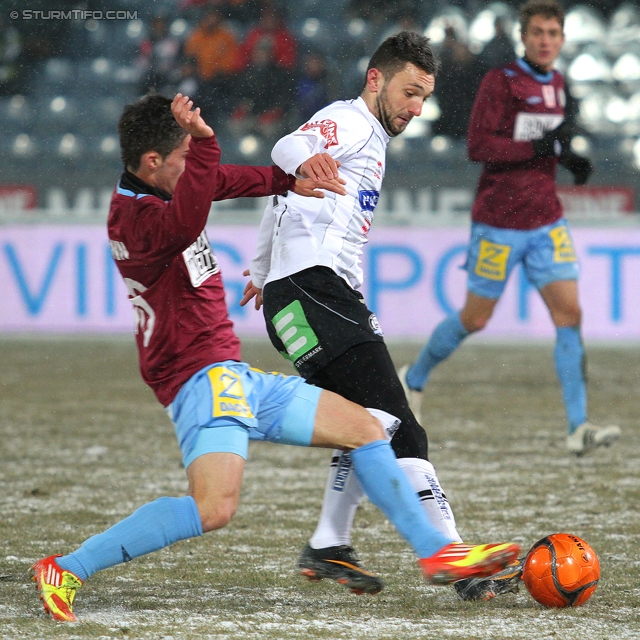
[467,59,566,230]
[107,135,295,406]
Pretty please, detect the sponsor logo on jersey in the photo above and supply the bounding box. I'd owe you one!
[513,112,563,141]
[182,230,219,287]
[300,119,339,148]
[475,239,511,281]
[208,367,254,419]
[359,189,380,212]
[549,225,577,262]
[368,313,383,336]
[525,95,543,105]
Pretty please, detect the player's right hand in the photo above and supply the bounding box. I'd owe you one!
[171,94,214,139]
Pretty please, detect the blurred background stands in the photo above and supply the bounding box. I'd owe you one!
[1,0,639,220]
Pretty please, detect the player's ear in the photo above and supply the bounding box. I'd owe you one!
[142,151,162,171]
[366,68,384,94]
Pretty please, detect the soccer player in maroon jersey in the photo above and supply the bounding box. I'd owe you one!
[400,0,620,464]
[31,93,520,621]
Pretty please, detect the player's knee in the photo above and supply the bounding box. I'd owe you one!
[463,313,490,333]
[196,497,238,533]
[568,308,581,326]
[556,306,581,327]
[349,413,386,449]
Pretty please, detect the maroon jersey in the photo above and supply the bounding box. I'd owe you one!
[467,59,566,230]
[107,135,295,406]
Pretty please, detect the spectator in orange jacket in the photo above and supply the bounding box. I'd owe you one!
[183,8,240,124]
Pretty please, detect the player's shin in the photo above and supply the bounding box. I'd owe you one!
[407,313,469,390]
[397,458,462,543]
[350,439,451,558]
[554,326,587,432]
[309,408,399,548]
[56,496,203,580]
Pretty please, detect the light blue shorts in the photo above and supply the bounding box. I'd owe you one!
[464,219,579,299]
[165,361,321,469]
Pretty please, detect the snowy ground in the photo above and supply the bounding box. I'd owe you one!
[1,337,638,639]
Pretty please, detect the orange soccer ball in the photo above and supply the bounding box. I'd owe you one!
[522,533,600,608]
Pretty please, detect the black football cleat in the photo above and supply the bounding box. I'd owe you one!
[454,558,524,601]
[298,544,384,595]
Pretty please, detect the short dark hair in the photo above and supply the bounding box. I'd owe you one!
[117,94,187,171]
[520,0,565,34]
[366,30,439,84]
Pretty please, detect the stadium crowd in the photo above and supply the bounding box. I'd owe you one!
[1,0,638,144]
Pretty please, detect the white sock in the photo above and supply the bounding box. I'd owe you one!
[397,458,462,543]
[309,408,399,549]
[309,449,365,548]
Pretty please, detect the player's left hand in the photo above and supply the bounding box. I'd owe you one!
[560,151,593,186]
[299,153,342,181]
[293,176,348,198]
[240,269,263,310]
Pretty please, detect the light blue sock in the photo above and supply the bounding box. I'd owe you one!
[406,313,469,390]
[351,440,450,558]
[57,496,203,581]
[554,326,587,433]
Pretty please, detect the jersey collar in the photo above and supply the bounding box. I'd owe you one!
[353,96,391,143]
[516,57,555,84]
[117,170,172,201]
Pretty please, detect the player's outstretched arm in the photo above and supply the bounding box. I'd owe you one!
[299,152,341,181]
[171,94,214,139]
[293,176,347,198]
[293,153,347,198]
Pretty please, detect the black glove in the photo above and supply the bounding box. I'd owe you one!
[532,121,593,185]
[532,121,574,158]
[560,150,593,186]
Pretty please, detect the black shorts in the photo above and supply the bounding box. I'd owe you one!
[262,266,385,378]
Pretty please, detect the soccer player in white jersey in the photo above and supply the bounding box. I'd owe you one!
[242,31,490,596]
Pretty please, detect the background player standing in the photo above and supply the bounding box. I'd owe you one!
[399,0,621,457]
[31,94,520,622]
[242,32,485,596]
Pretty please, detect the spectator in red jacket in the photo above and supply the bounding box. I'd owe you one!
[239,6,296,72]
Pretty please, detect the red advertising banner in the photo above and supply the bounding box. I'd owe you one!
[557,186,636,217]
[0,185,38,211]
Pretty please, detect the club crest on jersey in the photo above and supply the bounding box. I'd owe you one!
[359,189,379,212]
[368,313,383,336]
[300,119,338,148]
[182,230,219,287]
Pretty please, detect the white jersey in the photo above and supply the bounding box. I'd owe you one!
[250,96,389,291]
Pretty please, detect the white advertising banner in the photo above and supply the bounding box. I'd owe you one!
[1,224,639,339]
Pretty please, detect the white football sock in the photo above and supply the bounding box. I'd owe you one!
[397,457,462,543]
[309,408,399,549]
[309,449,364,549]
